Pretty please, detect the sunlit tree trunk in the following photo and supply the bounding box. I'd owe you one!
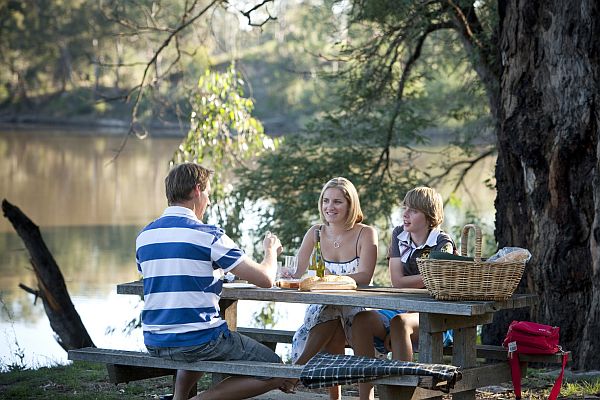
[1,200,95,351]
[490,0,600,369]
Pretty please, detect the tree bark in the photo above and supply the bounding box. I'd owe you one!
[490,0,600,370]
[2,199,95,351]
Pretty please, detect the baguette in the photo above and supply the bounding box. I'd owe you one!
[299,275,357,291]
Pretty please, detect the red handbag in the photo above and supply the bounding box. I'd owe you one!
[503,321,568,400]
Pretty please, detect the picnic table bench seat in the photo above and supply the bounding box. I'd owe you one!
[237,327,571,364]
[68,337,570,400]
[68,347,457,393]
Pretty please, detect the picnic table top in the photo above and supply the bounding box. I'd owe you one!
[117,280,536,316]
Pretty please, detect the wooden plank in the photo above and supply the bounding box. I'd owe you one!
[237,327,295,344]
[106,364,174,384]
[219,299,237,331]
[236,327,569,367]
[117,281,537,317]
[417,314,444,400]
[69,348,302,379]
[358,287,430,295]
[378,363,513,400]
[419,314,444,364]
[451,363,512,392]
[426,313,493,332]
[69,347,461,389]
[452,326,478,400]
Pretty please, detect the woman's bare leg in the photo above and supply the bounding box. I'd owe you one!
[352,310,388,400]
[390,313,419,361]
[294,319,346,400]
[323,323,346,400]
[294,319,342,365]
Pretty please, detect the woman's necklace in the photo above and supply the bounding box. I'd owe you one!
[330,229,345,249]
[333,235,342,249]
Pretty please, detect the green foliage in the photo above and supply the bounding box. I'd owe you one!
[172,64,280,239]
[449,210,497,257]
[235,134,419,252]
[252,302,280,329]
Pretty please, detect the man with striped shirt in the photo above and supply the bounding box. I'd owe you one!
[136,163,292,400]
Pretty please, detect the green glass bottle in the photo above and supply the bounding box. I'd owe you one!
[314,229,326,278]
[308,237,318,277]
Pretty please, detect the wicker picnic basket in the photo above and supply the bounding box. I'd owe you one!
[417,224,525,301]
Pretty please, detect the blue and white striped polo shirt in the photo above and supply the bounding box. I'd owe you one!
[135,206,245,347]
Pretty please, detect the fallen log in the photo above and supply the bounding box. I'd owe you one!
[2,199,95,351]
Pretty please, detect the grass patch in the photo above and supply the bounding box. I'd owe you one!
[1,361,599,399]
[517,368,600,399]
[560,377,600,398]
[0,361,213,399]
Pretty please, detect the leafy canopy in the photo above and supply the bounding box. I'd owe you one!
[173,63,280,239]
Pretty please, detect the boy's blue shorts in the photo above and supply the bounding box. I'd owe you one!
[373,310,454,355]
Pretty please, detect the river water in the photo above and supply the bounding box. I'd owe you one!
[0,127,495,370]
[0,127,307,370]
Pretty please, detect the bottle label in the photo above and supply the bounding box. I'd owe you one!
[306,270,316,277]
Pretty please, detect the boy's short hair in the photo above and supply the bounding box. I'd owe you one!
[318,177,364,230]
[165,163,213,205]
[402,186,444,228]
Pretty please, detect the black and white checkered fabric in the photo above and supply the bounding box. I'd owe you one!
[300,352,461,392]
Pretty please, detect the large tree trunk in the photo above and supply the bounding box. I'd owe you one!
[490,0,600,370]
[2,199,95,351]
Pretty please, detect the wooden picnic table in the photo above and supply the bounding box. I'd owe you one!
[117,280,537,400]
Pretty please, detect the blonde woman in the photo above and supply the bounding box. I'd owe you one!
[291,177,378,400]
[351,186,456,400]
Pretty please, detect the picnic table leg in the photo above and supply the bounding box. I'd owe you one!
[418,313,445,400]
[451,326,477,400]
[377,385,416,399]
[219,299,238,331]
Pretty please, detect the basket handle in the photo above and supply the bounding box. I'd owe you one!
[461,224,482,261]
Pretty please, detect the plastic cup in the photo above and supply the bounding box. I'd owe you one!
[277,256,297,279]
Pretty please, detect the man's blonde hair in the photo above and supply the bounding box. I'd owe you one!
[318,177,364,230]
[402,186,444,228]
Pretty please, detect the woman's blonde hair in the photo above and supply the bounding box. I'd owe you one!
[402,186,444,228]
[318,177,364,230]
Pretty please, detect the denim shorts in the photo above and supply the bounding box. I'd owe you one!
[146,330,282,378]
[373,310,453,355]
[373,310,405,354]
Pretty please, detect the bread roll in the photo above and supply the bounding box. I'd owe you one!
[494,249,531,263]
[276,279,300,289]
[299,275,357,291]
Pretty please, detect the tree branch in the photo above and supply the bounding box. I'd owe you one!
[109,0,219,162]
[425,147,495,191]
[445,0,500,114]
[240,0,277,27]
[368,22,452,183]
[18,283,40,304]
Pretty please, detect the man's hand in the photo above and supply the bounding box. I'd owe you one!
[279,378,299,393]
[263,231,283,255]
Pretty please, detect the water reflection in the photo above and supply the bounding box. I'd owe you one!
[0,129,306,370]
[0,130,179,369]
[0,129,495,370]
[0,130,179,232]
